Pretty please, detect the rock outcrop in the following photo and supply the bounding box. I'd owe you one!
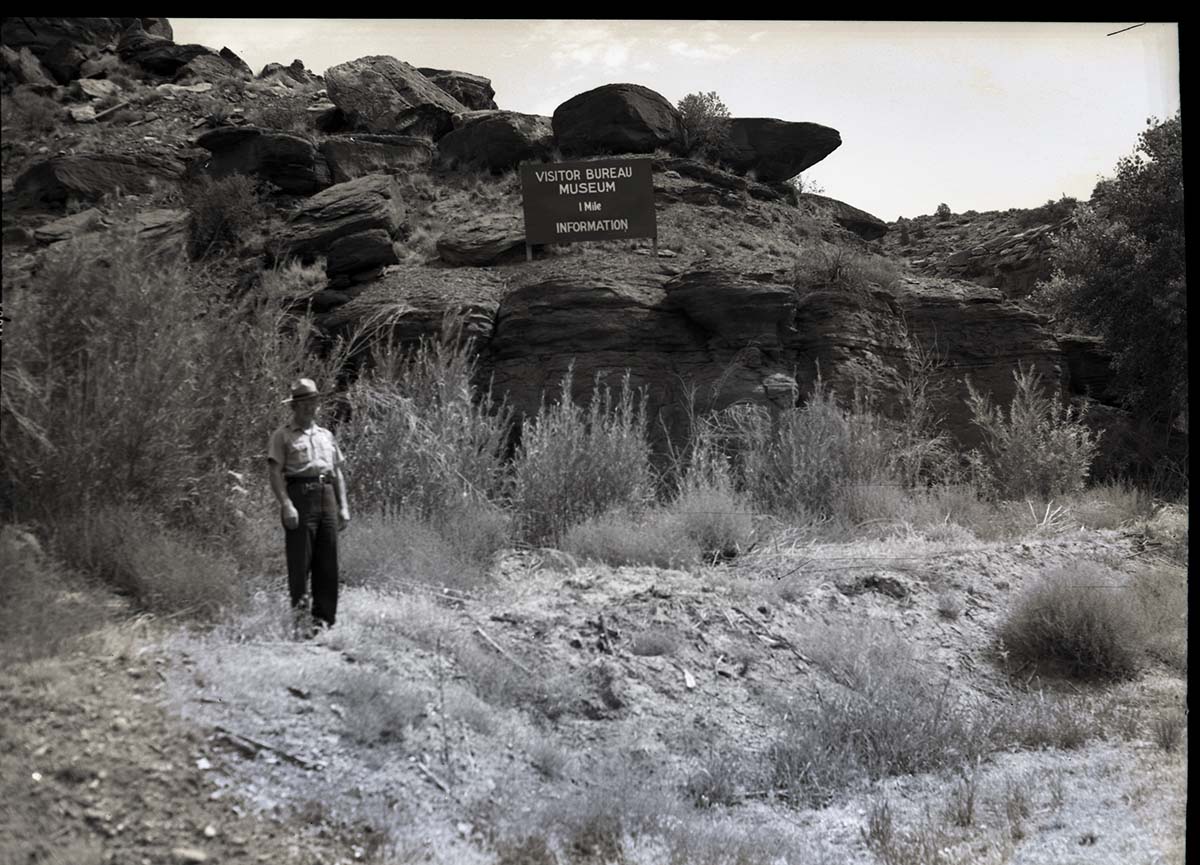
[437,111,554,171]
[552,83,684,156]
[907,219,1066,299]
[320,135,435,184]
[196,126,331,195]
[258,59,320,86]
[325,56,466,139]
[418,67,497,110]
[218,47,253,78]
[796,194,889,241]
[718,118,842,182]
[436,215,526,266]
[117,23,215,78]
[13,151,186,207]
[176,53,247,83]
[280,174,406,279]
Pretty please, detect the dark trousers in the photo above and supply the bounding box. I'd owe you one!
[285,481,339,627]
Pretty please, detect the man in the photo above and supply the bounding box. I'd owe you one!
[267,378,351,637]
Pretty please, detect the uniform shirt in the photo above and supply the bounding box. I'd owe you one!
[268,421,344,478]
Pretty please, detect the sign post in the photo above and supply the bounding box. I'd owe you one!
[520,157,657,254]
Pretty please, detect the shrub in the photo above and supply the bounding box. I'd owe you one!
[248,102,311,136]
[676,91,730,160]
[512,370,655,545]
[935,203,952,218]
[770,624,987,807]
[1018,195,1078,228]
[668,482,756,562]
[998,564,1145,680]
[340,323,512,522]
[184,174,266,258]
[0,230,345,578]
[0,88,60,139]
[965,365,1100,499]
[1037,113,1185,426]
[792,245,900,291]
[51,507,243,619]
[713,384,897,522]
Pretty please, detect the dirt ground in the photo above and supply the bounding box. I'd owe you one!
[3,522,1185,864]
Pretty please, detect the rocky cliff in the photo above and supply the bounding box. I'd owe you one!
[2,18,1131,461]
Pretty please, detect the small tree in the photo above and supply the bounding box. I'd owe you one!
[676,91,731,160]
[935,203,952,219]
[1037,113,1185,429]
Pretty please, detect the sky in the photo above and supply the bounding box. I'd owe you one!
[170,19,1180,221]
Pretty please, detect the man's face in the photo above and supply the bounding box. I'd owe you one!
[290,397,318,426]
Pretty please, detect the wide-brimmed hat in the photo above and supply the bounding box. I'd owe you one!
[282,378,322,404]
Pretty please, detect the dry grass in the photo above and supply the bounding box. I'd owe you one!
[332,666,428,745]
[562,508,698,569]
[0,527,101,663]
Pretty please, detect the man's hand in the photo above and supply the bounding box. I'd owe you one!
[338,507,351,532]
[281,501,300,530]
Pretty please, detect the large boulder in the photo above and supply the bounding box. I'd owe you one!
[325,56,466,138]
[258,59,320,86]
[41,39,87,84]
[176,53,246,83]
[281,173,406,266]
[218,47,253,78]
[436,215,526,265]
[718,118,842,182]
[195,126,331,195]
[552,83,684,156]
[13,151,186,207]
[418,68,497,110]
[438,111,554,171]
[796,194,889,241]
[117,23,216,78]
[320,134,435,184]
[1,18,129,55]
[325,228,398,277]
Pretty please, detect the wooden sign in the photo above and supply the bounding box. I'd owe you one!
[520,157,656,247]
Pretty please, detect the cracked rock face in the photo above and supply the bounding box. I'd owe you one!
[325,55,467,139]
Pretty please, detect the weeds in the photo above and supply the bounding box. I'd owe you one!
[0,527,99,663]
[1153,711,1185,752]
[562,508,698,569]
[333,667,427,745]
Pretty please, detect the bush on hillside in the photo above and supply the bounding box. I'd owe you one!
[965,365,1100,499]
[184,174,266,258]
[512,370,655,545]
[935,203,952,218]
[998,564,1146,680]
[339,323,512,522]
[0,88,60,141]
[676,91,731,160]
[0,230,344,591]
[727,385,897,521]
[1017,195,1078,228]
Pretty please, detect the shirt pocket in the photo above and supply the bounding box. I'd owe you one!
[287,438,312,465]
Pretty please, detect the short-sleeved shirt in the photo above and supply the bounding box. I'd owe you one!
[268,422,344,478]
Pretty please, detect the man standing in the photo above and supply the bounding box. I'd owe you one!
[267,378,351,637]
